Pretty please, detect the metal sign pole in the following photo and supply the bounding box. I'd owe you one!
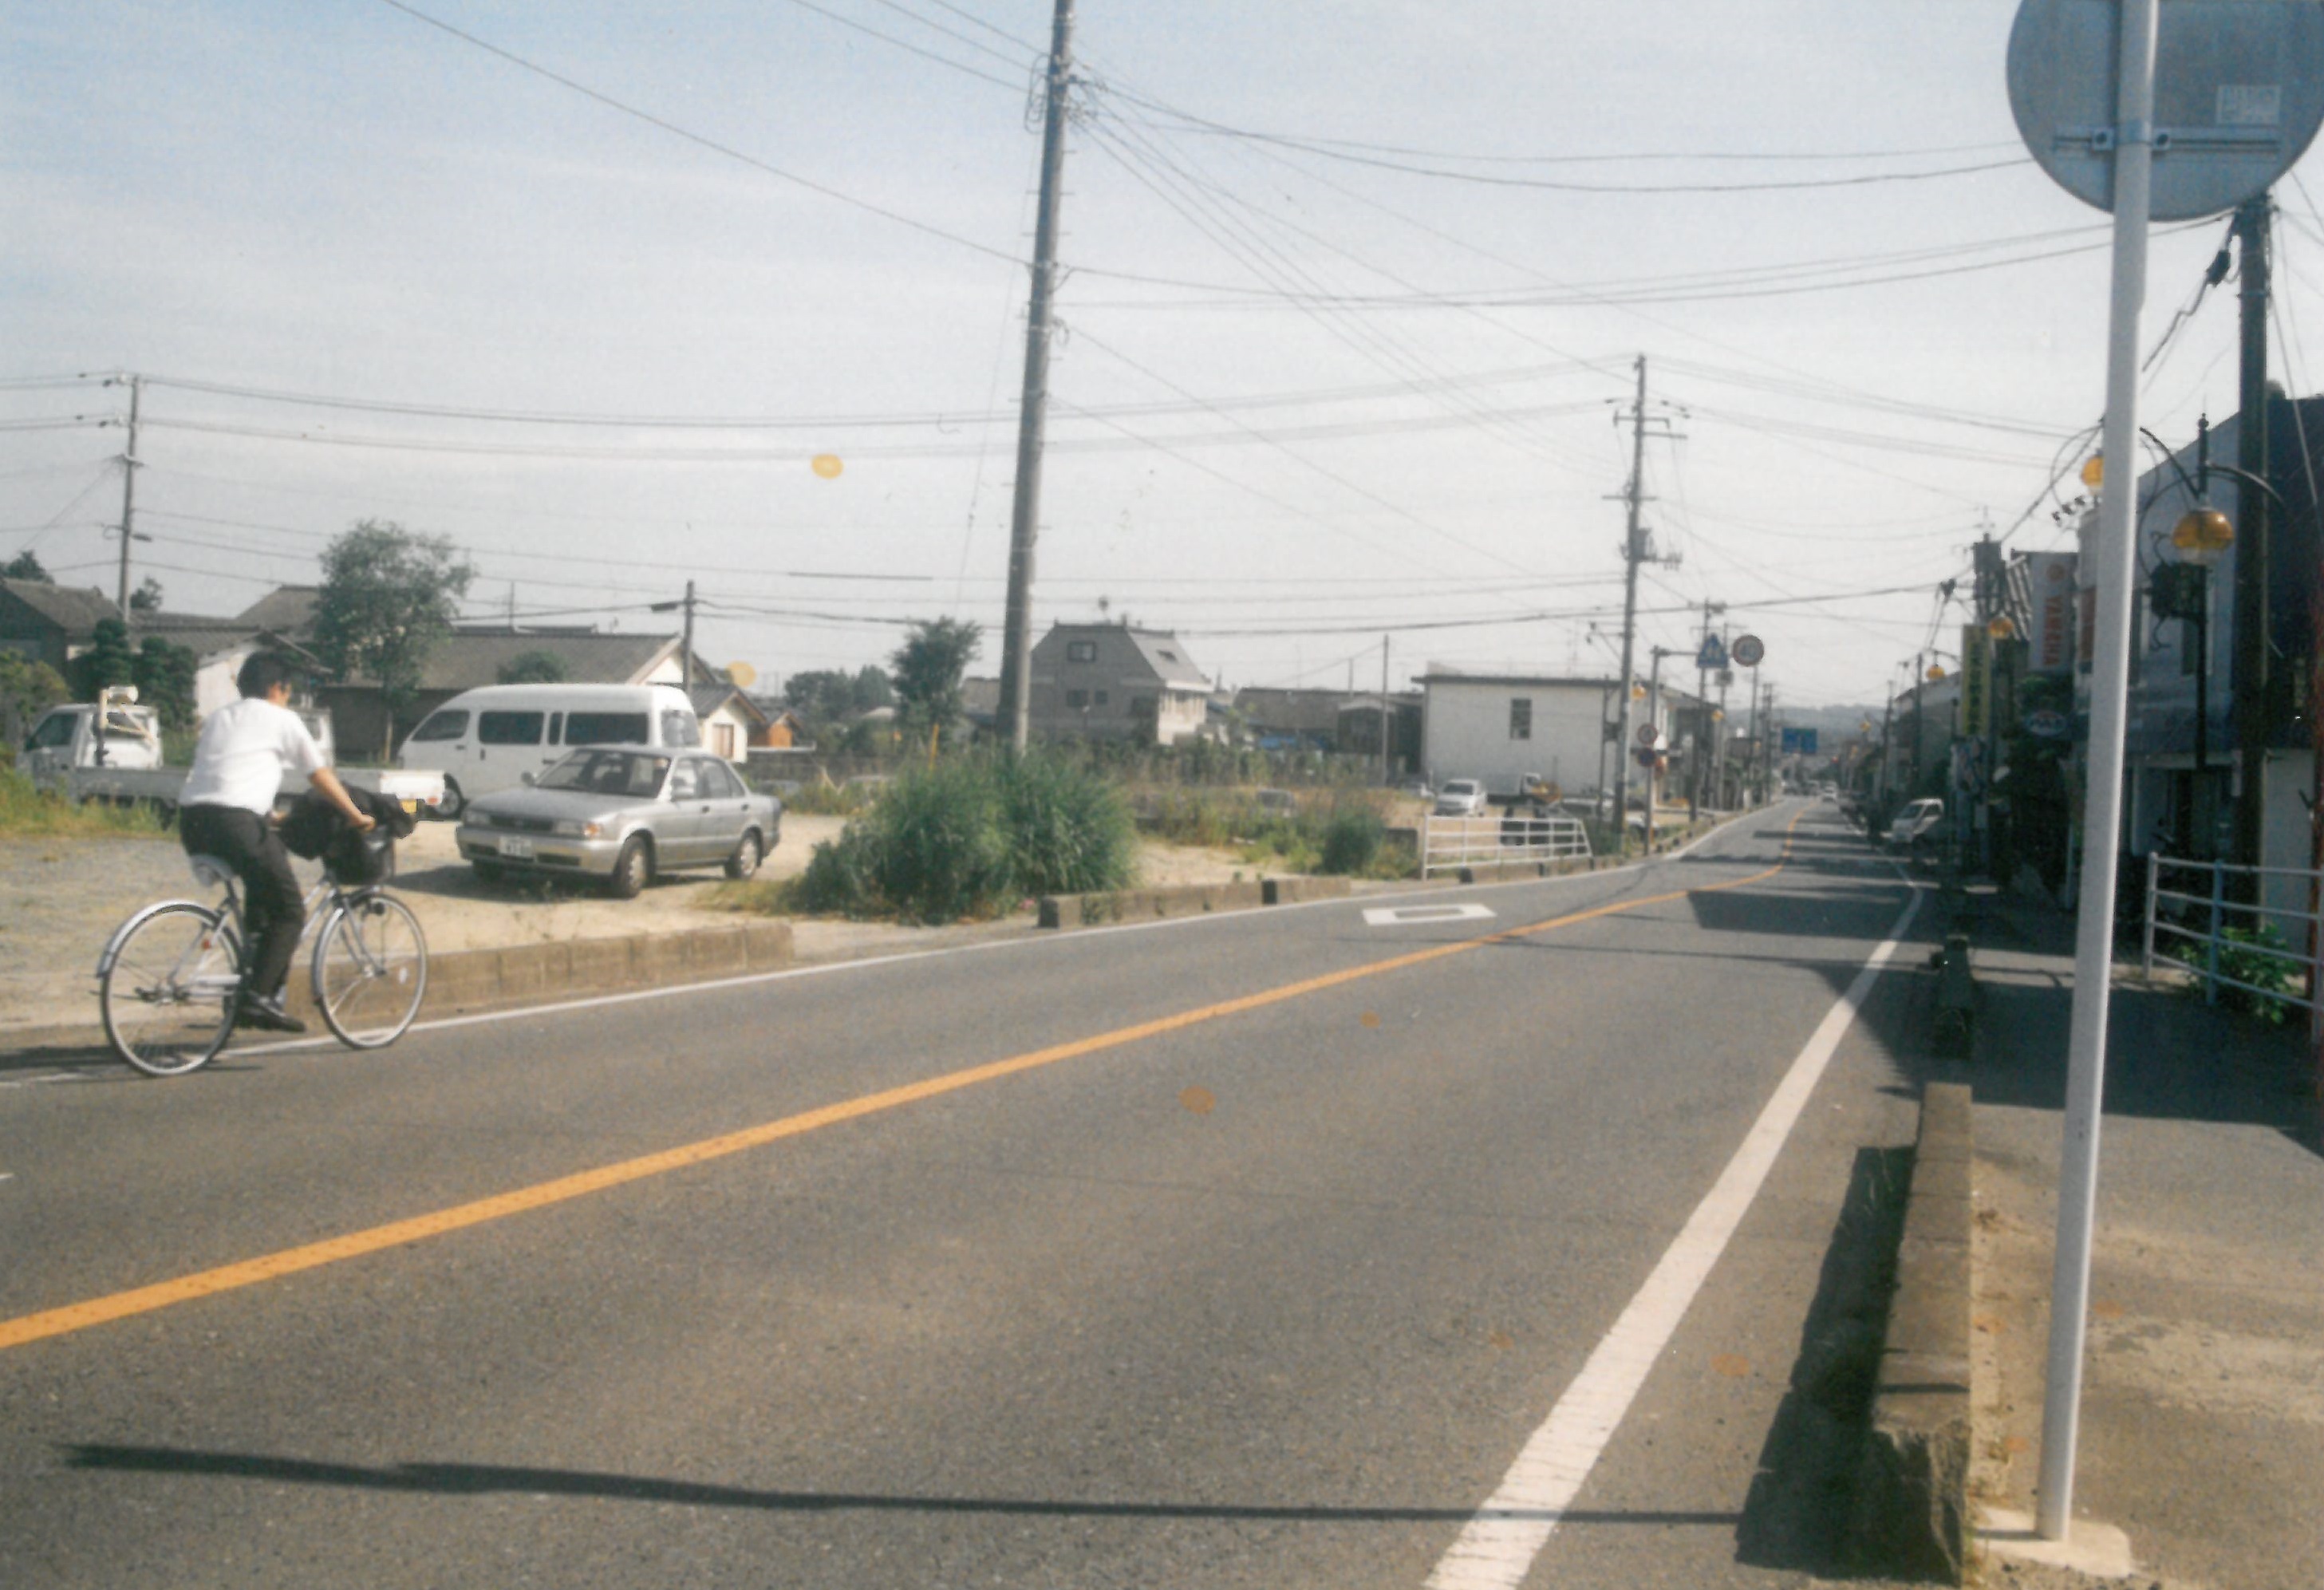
[2036,0,2157,1541]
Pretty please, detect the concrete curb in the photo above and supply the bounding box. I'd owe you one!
[1856,1080,1975,1583]
[284,919,796,1026]
[1036,876,1351,929]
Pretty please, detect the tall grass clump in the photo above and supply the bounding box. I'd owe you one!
[790,752,1134,922]
[1317,806,1387,875]
[0,767,170,839]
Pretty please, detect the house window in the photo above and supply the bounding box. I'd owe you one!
[1067,641,1098,663]
[1066,688,1089,709]
[1095,690,1108,705]
[1509,697,1532,740]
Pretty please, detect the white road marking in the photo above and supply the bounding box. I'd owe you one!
[1426,881,1922,1590]
[1362,903,1497,927]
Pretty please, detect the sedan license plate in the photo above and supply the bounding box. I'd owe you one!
[497,835,535,859]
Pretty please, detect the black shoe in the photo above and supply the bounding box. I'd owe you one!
[235,994,307,1034]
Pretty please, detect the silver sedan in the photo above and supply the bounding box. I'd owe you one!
[456,747,781,898]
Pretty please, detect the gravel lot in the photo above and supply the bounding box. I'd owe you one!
[0,815,1251,1040]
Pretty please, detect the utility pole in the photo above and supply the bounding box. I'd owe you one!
[996,0,1077,754]
[1379,634,1391,785]
[1608,357,1681,842]
[2231,194,2271,888]
[113,373,142,625]
[650,580,700,689]
[1646,645,1678,851]
[1694,598,1723,811]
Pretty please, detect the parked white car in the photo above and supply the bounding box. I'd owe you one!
[1884,797,1945,850]
[1433,779,1487,817]
[397,682,701,819]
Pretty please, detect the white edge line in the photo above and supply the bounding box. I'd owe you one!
[1425,876,1923,1590]
[174,803,1825,1060]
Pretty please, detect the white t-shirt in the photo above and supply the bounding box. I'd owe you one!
[180,697,328,815]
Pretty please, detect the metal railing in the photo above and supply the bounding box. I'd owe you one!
[1421,812,1592,878]
[2141,854,2322,1014]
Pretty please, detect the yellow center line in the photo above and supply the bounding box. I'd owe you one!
[2,817,1812,1355]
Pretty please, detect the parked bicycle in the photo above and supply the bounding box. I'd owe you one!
[96,830,428,1076]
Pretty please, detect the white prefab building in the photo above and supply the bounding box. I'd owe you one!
[1421,672,1674,799]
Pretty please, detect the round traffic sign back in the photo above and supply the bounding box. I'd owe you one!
[2007,0,2324,221]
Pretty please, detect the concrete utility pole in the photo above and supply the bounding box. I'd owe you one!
[996,0,1077,754]
[1378,634,1391,785]
[113,373,142,625]
[1694,598,1723,810]
[650,581,700,688]
[2231,195,2271,886]
[1608,357,1682,838]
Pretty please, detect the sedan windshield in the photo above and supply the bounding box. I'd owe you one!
[536,749,670,797]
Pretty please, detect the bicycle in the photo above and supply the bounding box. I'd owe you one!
[95,831,428,1076]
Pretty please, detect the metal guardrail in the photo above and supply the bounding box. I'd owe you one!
[2140,854,2321,1014]
[1420,812,1592,878]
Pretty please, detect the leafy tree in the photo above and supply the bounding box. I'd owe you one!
[890,617,981,749]
[73,617,136,697]
[0,650,69,744]
[128,576,164,613]
[499,649,570,685]
[312,519,474,751]
[851,664,894,711]
[132,637,198,732]
[3,550,53,583]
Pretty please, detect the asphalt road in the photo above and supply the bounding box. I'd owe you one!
[0,800,1942,1588]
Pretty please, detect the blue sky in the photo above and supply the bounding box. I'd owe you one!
[6,1,2312,708]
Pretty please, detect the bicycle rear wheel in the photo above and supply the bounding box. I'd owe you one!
[100,902,241,1077]
[313,892,428,1049]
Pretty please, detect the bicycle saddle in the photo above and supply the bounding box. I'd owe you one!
[186,854,234,890]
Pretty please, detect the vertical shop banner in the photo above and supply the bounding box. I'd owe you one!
[2022,551,2078,673]
[1961,624,1994,737]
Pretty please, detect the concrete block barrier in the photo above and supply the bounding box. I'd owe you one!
[1856,1081,1975,1583]
[286,919,795,1028]
[1038,875,1351,929]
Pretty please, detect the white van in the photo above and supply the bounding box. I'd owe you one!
[396,683,700,818]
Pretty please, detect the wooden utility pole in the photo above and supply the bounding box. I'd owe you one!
[2231,195,2271,886]
[996,0,1077,753]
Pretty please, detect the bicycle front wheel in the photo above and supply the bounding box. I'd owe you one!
[100,902,241,1077]
[313,892,428,1049]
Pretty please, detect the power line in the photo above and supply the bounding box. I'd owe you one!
[369,0,1024,266]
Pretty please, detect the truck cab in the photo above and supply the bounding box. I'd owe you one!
[17,695,164,782]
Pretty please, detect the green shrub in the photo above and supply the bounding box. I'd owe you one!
[1318,806,1385,874]
[787,752,1134,923]
[2171,922,2301,1024]
[995,752,1137,897]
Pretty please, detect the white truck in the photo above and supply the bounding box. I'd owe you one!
[17,688,441,812]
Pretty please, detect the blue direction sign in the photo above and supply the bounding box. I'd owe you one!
[1779,726,1819,756]
[1695,634,1727,671]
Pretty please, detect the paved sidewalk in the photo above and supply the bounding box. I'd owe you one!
[1955,891,2322,1590]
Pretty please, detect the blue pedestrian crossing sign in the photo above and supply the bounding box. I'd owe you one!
[1695,634,1727,671]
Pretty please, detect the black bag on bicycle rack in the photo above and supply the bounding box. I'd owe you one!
[284,786,414,886]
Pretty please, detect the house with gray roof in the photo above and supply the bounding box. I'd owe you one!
[1028,621,1211,745]
[0,579,120,673]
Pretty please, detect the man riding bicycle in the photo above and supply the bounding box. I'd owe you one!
[176,653,373,1033]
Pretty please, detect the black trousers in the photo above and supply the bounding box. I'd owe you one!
[179,804,304,1000]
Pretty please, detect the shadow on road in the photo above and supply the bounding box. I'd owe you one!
[62,1444,1739,1529]
[1732,1145,1913,1580]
